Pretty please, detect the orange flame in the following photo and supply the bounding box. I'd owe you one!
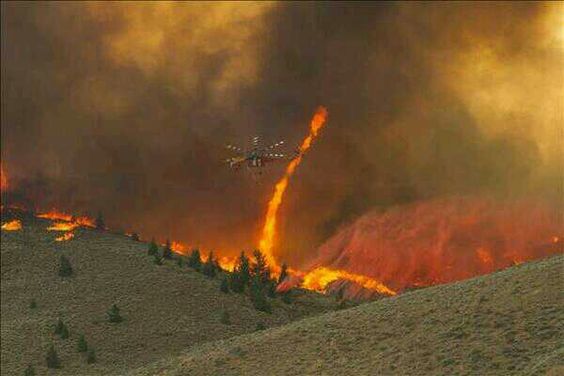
[37,210,73,222]
[301,267,396,296]
[55,232,75,242]
[47,222,79,231]
[37,210,95,228]
[1,219,22,231]
[258,106,328,267]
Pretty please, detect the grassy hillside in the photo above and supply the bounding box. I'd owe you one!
[133,255,564,376]
[0,211,337,375]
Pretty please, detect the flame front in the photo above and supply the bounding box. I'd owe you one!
[301,267,396,296]
[47,222,80,231]
[1,219,22,231]
[258,107,328,267]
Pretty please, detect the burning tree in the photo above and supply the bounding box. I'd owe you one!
[278,262,289,285]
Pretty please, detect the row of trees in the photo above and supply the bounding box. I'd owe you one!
[146,240,292,313]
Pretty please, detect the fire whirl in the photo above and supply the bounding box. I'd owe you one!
[258,106,329,268]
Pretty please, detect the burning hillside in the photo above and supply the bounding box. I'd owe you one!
[299,196,563,294]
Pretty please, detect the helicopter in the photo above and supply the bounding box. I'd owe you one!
[225,136,297,171]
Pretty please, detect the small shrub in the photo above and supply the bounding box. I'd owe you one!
[29,299,37,309]
[77,334,88,353]
[130,233,140,241]
[86,349,96,364]
[58,255,73,277]
[54,318,64,335]
[220,309,231,325]
[60,324,70,339]
[281,291,292,304]
[229,272,245,293]
[153,254,162,265]
[177,257,184,268]
[220,277,229,293]
[24,364,35,376]
[162,239,173,259]
[46,345,60,369]
[255,322,266,331]
[148,238,159,256]
[107,304,123,323]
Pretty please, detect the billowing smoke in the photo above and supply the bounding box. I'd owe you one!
[1,2,562,265]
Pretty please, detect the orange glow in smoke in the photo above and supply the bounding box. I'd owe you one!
[1,219,22,231]
[258,106,328,268]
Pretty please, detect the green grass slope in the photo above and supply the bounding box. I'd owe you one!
[0,213,337,375]
[133,255,564,376]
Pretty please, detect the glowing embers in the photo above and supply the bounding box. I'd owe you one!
[1,219,22,231]
[55,232,75,242]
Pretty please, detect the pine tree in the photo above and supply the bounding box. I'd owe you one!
[236,251,251,286]
[46,345,60,369]
[58,255,73,277]
[77,334,88,353]
[162,239,173,259]
[278,263,289,285]
[60,324,70,339]
[107,304,123,323]
[54,318,64,335]
[148,238,159,256]
[86,348,96,364]
[250,277,271,313]
[220,276,229,293]
[187,249,202,270]
[266,280,277,298]
[202,251,217,278]
[251,250,270,285]
[95,212,105,230]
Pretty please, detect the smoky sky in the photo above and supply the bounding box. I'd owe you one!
[2,2,562,265]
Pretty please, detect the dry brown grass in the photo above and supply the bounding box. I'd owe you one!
[132,255,564,376]
[0,213,336,375]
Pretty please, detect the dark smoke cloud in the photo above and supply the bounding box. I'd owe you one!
[1,2,562,264]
